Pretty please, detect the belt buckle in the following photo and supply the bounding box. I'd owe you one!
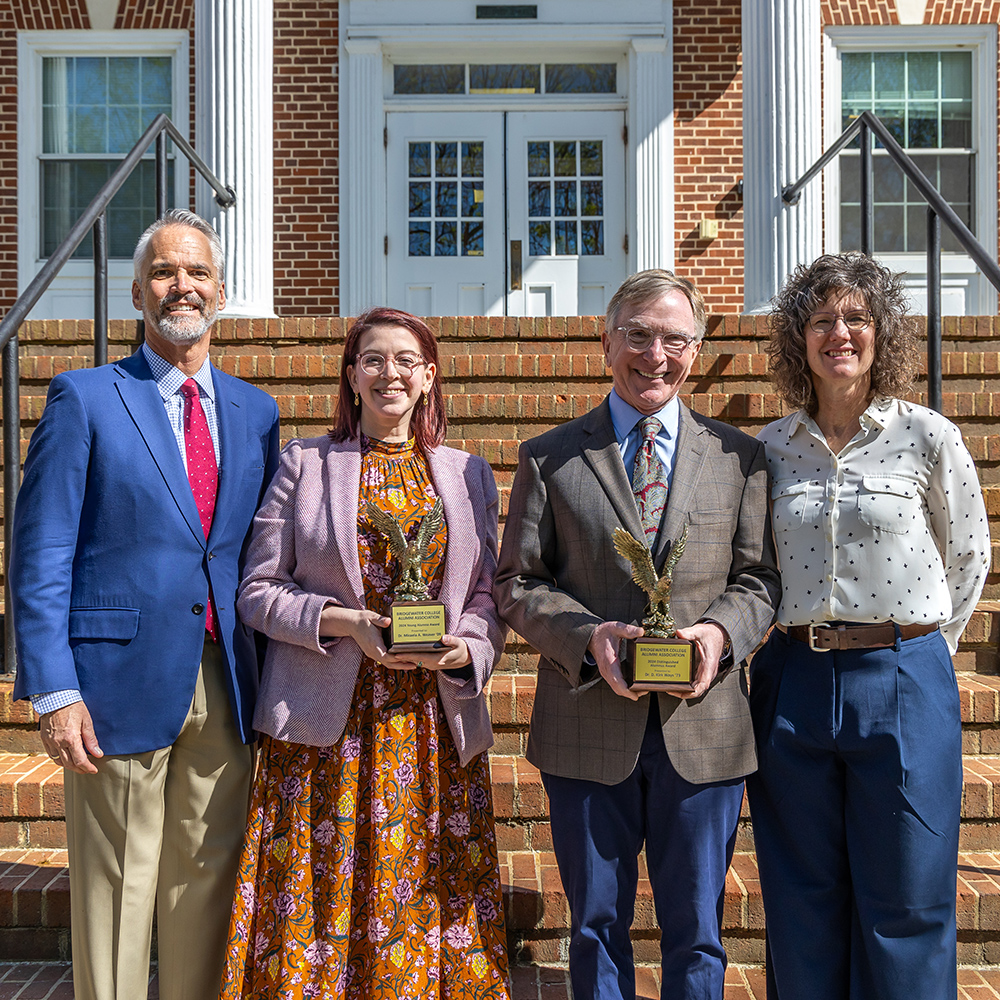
[807,623,838,652]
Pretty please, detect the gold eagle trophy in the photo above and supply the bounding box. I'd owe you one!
[366,497,447,652]
[612,523,694,692]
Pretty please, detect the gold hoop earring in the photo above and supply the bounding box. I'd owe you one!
[354,391,360,406]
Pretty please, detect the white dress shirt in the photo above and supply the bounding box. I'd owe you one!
[758,398,990,654]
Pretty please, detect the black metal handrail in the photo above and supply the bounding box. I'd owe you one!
[0,114,235,674]
[782,109,1000,414]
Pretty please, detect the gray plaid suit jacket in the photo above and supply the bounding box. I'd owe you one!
[494,397,779,785]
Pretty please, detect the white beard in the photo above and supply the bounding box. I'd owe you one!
[149,293,218,344]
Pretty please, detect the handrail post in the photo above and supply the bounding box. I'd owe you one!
[156,130,168,218]
[2,336,19,675]
[93,213,108,368]
[860,120,872,255]
[927,207,942,414]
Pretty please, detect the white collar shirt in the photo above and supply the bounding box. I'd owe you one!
[757,398,989,653]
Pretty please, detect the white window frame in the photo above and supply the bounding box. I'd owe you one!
[18,30,190,320]
[823,25,998,314]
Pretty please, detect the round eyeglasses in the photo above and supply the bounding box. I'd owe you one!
[807,310,873,335]
[614,326,699,356]
[356,352,425,376]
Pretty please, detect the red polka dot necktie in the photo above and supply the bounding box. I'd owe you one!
[181,378,218,641]
[632,416,668,548]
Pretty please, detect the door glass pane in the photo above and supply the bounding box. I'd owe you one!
[554,142,576,176]
[462,141,484,177]
[526,139,604,256]
[529,221,551,256]
[407,138,487,257]
[527,142,549,177]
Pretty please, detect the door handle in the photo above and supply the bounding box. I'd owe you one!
[510,240,522,291]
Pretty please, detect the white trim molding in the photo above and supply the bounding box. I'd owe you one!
[195,0,275,317]
[823,25,998,315]
[742,0,823,313]
[17,29,189,320]
[630,34,673,272]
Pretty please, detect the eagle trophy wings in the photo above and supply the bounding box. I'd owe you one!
[612,523,689,638]
[366,496,444,602]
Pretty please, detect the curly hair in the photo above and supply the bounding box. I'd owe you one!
[329,307,447,449]
[767,252,918,413]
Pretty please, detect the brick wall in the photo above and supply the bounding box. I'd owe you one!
[672,0,745,312]
[5,314,999,611]
[0,0,91,316]
[823,0,898,25]
[272,0,339,316]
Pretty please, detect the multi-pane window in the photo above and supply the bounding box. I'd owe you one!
[407,141,485,257]
[840,50,973,253]
[394,63,616,95]
[41,55,174,259]
[527,139,605,256]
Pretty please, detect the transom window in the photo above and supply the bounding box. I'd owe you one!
[840,50,973,253]
[394,63,616,96]
[41,55,175,259]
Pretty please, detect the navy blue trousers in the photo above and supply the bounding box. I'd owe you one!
[542,699,744,1000]
[746,627,961,1000]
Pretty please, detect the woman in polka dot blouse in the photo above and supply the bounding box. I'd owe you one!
[746,252,990,1000]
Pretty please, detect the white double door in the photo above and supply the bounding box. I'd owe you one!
[386,110,626,317]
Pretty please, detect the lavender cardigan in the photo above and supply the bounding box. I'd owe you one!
[237,435,506,765]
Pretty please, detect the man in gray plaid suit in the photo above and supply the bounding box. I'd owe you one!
[494,270,779,1000]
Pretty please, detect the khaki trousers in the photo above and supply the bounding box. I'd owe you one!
[65,640,253,1000]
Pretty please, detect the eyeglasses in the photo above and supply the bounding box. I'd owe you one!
[807,310,873,335]
[614,326,700,356]
[356,352,426,376]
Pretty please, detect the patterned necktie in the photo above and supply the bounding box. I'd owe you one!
[180,378,218,640]
[632,416,668,548]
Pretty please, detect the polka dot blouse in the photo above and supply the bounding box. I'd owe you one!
[757,398,990,654]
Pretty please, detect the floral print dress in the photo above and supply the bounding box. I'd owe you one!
[221,437,511,1000]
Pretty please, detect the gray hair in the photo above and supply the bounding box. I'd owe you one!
[133,209,226,284]
[604,269,708,340]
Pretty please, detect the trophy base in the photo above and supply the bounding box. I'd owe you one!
[382,600,447,652]
[623,636,695,693]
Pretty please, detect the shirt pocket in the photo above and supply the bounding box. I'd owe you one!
[857,475,921,534]
[770,480,823,532]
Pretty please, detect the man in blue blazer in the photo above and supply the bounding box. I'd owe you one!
[10,209,280,1000]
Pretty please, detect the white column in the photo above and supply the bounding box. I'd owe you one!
[342,37,385,315]
[629,35,673,273]
[194,0,274,317]
[742,0,823,312]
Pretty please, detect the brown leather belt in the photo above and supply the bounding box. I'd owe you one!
[778,621,939,652]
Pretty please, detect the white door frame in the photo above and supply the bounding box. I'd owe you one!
[338,6,673,315]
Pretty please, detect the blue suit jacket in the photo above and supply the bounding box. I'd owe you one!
[10,349,280,753]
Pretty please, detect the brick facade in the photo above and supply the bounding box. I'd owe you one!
[0,0,91,316]
[673,0,745,311]
[272,1,339,316]
[0,1,998,316]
